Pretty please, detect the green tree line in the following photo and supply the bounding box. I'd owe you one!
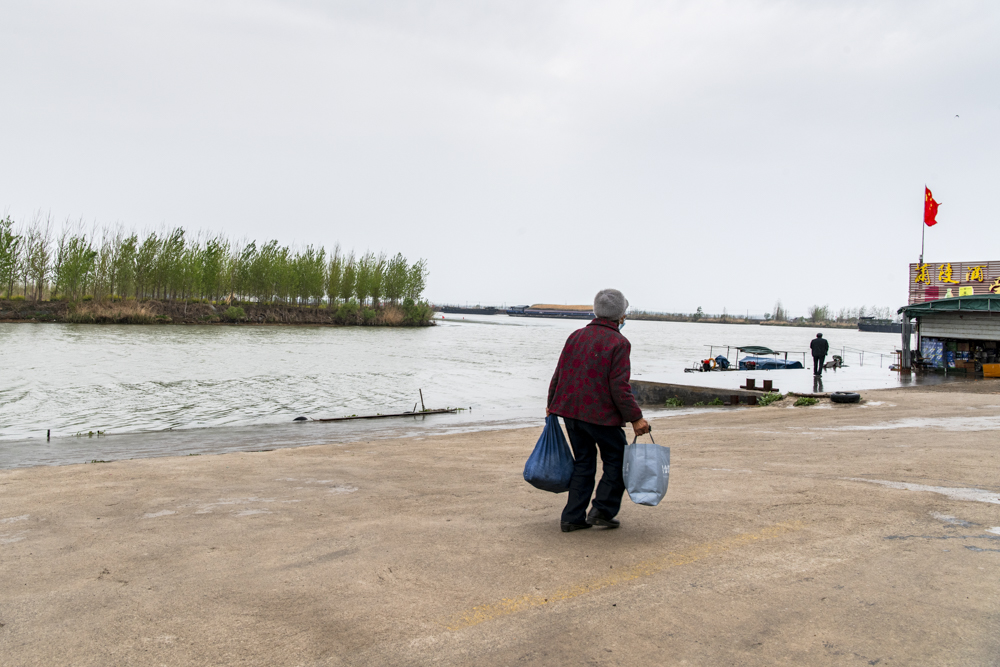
[0,215,428,307]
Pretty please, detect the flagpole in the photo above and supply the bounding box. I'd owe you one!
[920,219,924,265]
[920,185,925,265]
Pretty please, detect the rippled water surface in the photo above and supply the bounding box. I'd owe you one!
[0,316,919,467]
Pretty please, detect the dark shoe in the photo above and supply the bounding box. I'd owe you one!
[560,522,593,532]
[586,512,620,529]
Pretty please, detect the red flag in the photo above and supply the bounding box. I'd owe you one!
[924,186,940,227]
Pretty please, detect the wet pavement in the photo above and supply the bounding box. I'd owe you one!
[641,365,976,395]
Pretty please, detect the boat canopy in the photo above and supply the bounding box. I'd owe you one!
[736,345,776,355]
[898,295,1000,316]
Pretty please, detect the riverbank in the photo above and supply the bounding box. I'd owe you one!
[0,298,434,326]
[629,312,858,328]
[2,385,997,665]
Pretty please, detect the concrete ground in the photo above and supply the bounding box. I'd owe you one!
[2,386,1000,666]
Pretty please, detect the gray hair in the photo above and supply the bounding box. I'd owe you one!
[594,289,629,320]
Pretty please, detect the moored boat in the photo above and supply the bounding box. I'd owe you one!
[506,304,595,319]
[685,345,808,372]
[857,317,902,333]
[438,305,499,315]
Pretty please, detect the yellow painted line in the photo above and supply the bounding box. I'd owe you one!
[442,521,804,630]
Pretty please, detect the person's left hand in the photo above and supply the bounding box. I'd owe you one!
[631,418,650,436]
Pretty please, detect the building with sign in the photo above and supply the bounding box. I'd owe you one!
[909,261,1000,304]
[899,263,1000,375]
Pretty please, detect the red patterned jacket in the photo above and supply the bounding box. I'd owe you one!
[547,318,643,427]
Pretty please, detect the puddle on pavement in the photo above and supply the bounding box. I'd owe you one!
[848,478,1000,504]
[817,414,1000,432]
[930,512,977,527]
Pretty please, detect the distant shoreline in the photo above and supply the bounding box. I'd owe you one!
[432,307,862,329]
[627,313,858,328]
[0,299,435,327]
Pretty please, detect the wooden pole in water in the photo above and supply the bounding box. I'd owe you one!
[419,389,425,412]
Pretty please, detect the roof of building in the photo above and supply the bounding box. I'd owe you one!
[898,295,1000,316]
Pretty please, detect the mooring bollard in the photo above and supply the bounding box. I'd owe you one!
[730,395,740,406]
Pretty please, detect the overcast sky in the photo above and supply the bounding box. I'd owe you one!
[2,1,998,315]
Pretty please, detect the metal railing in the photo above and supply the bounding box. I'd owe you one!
[839,346,897,368]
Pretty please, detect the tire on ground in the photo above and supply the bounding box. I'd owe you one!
[830,392,861,404]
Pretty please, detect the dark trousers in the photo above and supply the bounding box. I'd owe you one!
[561,418,628,525]
[813,355,826,375]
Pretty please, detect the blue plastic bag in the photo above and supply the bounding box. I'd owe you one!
[523,414,575,493]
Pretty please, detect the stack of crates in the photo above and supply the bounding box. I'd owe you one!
[920,338,944,368]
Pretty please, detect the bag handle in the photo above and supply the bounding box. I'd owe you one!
[631,427,655,445]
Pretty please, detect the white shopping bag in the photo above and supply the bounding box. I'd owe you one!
[622,432,670,506]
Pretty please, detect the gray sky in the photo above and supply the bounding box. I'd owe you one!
[2,1,998,315]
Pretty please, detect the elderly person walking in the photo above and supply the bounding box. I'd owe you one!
[547,289,650,532]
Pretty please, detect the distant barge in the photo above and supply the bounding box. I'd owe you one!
[438,306,499,315]
[507,304,595,320]
[858,317,903,333]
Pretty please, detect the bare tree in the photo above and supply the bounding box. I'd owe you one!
[0,215,19,298]
[808,304,829,323]
[21,212,53,301]
[772,299,787,322]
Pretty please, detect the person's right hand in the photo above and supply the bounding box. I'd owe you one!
[631,418,650,436]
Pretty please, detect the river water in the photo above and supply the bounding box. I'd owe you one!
[0,316,934,468]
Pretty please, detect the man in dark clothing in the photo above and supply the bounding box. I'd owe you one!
[810,333,830,376]
[547,289,650,533]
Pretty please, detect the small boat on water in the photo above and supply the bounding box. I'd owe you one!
[685,345,807,372]
[507,304,595,320]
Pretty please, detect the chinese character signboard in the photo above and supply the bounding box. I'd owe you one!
[909,261,1000,304]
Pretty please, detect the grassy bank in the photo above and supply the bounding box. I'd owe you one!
[0,298,435,326]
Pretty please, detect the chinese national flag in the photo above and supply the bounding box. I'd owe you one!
[924,186,940,227]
